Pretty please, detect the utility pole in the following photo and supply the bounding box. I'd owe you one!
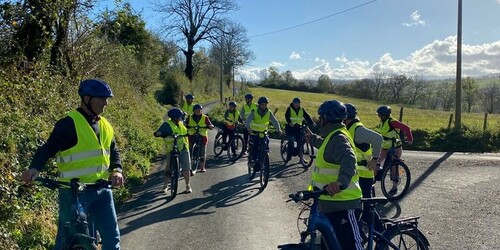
[220,35,224,103]
[455,0,462,130]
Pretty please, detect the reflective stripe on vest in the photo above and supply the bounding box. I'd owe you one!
[377,117,401,149]
[243,103,257,119]
[347,121,374,178]
[250,109,270,132]
[310,127,361,201]
[56,111,113,182]
[164,120,189,153]
[225,110,240,126]
[290,108,304,125]
[182,102,194,115]
[187,114,208,136]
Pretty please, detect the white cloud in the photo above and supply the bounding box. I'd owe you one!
[314,57,327,63]
[270,61,286,67]
[402,10,426,27]
[289,51,302,60]
[497,0,500,4]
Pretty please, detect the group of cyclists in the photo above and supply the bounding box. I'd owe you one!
[20,78,414,250]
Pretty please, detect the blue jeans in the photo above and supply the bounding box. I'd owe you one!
[55,187,120,250]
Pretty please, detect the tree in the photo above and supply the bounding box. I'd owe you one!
[406,75,428,105]
[317,74,332,93]
[387,74,412,103]
[371,71,386,101]
[480,82,500,114]
[462,76,479,113]
[154,0,237,81]
[437,82,455,111]
[282,70,297,87]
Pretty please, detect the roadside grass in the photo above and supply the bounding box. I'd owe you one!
[250,87,500,133]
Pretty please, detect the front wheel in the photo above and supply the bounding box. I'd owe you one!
[299,141,314,169]
[213,134,224,157]
[280,139,289,163]
[380,161,411,200]
[227,135,245,161]
[170,156,180,200]
[260,153,270,189]
[68,235,98,250]
[191,143,200,172]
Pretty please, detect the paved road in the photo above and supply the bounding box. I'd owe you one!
[117,106,500,249]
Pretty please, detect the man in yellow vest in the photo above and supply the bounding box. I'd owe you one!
[181,93,195,119]
[240,93,257,154]
[284,97,316,162]
[304,100,363,250]
[186,104,215,172]
[245,96,282,178]
[344,103,383,229]
[222,101,243,152]
[22,79,123,250]
[154,107,193,193]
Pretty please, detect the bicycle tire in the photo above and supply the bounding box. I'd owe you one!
[68,235,98,250]
[380,161,411,200]
[228,135,245,161]
[260,153,270,189]
[280,139,289,162]
[213,134,224,157]
[191,143,200,172]
[375,226,429,250]
[300,141,314,169]
[170,156,180,200]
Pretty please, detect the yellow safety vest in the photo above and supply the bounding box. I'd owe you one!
[377,117,401,149]
[347,121,374,178]
[249,109,270,132]
[182,102,194,115]
[310,127,362,201]
[187,114,209,136]
[164,120,189,153]
[289,107,304,125]
[225,110,241,126]
[242,103,257,119]
[56,111,113,182]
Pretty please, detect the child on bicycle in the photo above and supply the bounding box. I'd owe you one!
[240,93,257,155]
[186,104,215,172]
[222,101,243,153]
[245,96,282,178]
[284,97,316,162]
[154,107,193,193]
[375,105,413,192]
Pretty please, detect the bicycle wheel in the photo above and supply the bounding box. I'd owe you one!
[260,153,270,189]
[69,236,98,250]
[213,133,224,157]
[300,141,314,169]
[375,227,429,250]
[280,139,289,163]
[228,135,245,161]
[170,156,180,200]
[191,143,200,172]
[380,161,411,200]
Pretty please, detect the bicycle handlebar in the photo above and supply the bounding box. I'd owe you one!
[35,177,112,190]
[288,185,346,203]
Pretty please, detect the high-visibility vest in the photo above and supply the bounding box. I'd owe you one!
[164,120,189,153]
[310,127,362,201]
[242,103,257,119]
[181,102,194,115]
[187,114,209,136]
[289,107,304,125]
[56,111,113,182]
[377,117,401,149]
[225,110,241,126]
[249,109,270,132]
[347,120,374,178]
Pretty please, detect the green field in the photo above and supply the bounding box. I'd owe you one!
[250,87,500,132]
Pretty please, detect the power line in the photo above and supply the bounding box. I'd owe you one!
[249,0,378,38]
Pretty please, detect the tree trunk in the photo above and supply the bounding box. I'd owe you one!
[183,47,195,81]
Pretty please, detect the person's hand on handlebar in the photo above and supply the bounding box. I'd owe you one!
[326,181,343,195]
[110,169,124,187]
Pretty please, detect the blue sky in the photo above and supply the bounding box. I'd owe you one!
[97,0,500,81]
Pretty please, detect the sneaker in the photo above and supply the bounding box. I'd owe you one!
[186,185,192,193]
[388,187,398,196]
[162,184,169,194]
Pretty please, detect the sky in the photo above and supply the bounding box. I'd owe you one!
[96,0,500,81]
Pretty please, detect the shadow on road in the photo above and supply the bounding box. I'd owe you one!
[270,161,308,179]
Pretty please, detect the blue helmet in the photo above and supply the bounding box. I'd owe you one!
[245,93,254,100]
[229,101,237,107]
[168,108,183,119]
[193,104,202,110]
[376,105,391,115]
[78,79,113,97]
[293,97,301,104]
[258,96,269,104]
[345,103,357,119]
[185,94,194,100]
[317,100,347,122]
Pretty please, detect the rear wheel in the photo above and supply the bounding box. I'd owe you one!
[380,161,411,200]
[300,141,314,169]
[228,135,245,161]
[213,133,224,157]
[375,228,429,250]
[280,139,289,163]
[69,235,98,250]
[170,156,180,200]
[260,153,270,189]
[191,143,200,172]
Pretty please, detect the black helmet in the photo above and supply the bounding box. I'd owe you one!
[193,104,203,110]
[185,94,194,100]
[317,100,347,122]
[229,101,237,107]
[168,108,183,119]
[376,105,391,115]
[293,97,301,104]
[244,93,253,100]
[78,79,113,97]
[345,103,357,119]
[257,96,269,104]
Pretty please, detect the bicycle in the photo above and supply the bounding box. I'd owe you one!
[375,139,411,200]
[187,125,208,173]
[213,124,246,161]
[361,197,430,250]
[165,133,185,200]
[280,124,314,169]
[247,130,270,189]
[35,177,112,250]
